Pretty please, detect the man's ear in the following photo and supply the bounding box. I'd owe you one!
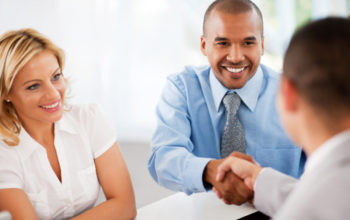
[280,75,298,112]
[200,35,207,56]
[260,37,264,56]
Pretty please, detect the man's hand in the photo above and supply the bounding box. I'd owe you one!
[216,152,262,191]
[204,157,253,205]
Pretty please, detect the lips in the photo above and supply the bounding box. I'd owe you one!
[225,66,245,73]
[223,65,249,78]
[39,99,61,112]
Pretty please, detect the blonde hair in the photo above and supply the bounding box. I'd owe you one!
[0,28,65,146]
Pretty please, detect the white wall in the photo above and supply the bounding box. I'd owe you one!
[0,0,348,142]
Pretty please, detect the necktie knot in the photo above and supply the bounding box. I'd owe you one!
[223,93,241,115]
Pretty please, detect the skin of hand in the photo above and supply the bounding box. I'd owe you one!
[203,152,255,205]
[216,153,262,191]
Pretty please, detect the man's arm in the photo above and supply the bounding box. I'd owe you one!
[149,76,254,203]
[148,76,212,194]
[254,168,298,216]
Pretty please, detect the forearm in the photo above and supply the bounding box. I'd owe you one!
[71,197,136,220]
[0,189,38,220]
[149,146,212,194]
[254,168,298,216]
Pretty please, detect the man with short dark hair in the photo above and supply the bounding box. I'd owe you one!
[148,0,305,205]
[217,16,350,219]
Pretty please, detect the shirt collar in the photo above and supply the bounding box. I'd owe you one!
[305,129,350,174]
[15,110,78,159]
[210,66,263,112]
[55,109,79,135]
[17,128,40,158]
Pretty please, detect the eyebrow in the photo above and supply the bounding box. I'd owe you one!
[214,37,228,42]
[244,36,257,41]
[22,67,61,86]
[214,36,258,42]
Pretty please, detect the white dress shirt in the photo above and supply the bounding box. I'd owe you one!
[254,130,350,219]
[0,104,116,219]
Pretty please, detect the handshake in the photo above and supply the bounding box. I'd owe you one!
[204,152,263,205]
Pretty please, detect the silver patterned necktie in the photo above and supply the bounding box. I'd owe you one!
[220,93,246,158]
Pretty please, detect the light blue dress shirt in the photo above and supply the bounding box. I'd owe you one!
[148,65,305,194]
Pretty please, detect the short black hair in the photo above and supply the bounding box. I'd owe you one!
[283,17,350,118]
[203,0,263,36]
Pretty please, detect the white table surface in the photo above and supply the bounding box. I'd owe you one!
[0,211,11,220]
[136,192,257,220]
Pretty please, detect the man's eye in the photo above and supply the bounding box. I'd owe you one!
[217,42,228,46]
[244,41,255,46]
[27,84,39,90]
[52,73,62,81]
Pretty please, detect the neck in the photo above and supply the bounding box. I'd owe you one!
[21,120,54,147]
[300,111,350,156]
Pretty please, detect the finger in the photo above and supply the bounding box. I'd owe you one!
[230,152,255,163]
[221,198,231,205]
[244,178,254,191]
[221,172,253,204]
[216,189,222,199]
[216,157,235,181]
[230,158,257,180]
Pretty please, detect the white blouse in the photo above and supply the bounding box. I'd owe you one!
[0,104,116,219]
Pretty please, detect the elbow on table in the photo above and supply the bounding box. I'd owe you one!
[128,203,137,220]
[121,197,137,220]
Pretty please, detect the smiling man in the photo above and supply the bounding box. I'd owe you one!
[148,0,305,205]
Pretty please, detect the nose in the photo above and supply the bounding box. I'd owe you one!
[227,45,244,63]
[44,83,60,100]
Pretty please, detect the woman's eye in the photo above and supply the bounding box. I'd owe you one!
[26,84,39,90]
[52,73,62,81]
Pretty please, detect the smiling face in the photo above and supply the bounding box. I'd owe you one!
[6,50,66,129]
[201,9,264,89]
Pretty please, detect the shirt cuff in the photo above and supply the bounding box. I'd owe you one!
[184,157,212,194]
[254,167,284,216]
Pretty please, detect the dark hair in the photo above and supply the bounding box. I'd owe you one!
[203,0,263,36]
[283,17,350,118]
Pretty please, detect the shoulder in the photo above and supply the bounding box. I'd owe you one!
[260,64,281,83]
[0,142,18,157]
[164,65,211,96]
[0,143,22,173]
[64,103,104,120]
[58,103,108,133]
[167,65,210,85]
[279,167,350,219]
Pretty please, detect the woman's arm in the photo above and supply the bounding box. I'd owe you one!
[0,188,38,220]
[72,142,136,220]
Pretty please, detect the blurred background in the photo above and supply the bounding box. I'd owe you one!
[0,0,349,208]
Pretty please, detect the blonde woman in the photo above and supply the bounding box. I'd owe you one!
[0,29,136,220]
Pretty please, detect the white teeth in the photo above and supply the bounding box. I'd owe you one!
[41,102,59,109]
[226,67,245,73]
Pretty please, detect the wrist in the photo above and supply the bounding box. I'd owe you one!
[251,166,263,187]
[203,160,218,185]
